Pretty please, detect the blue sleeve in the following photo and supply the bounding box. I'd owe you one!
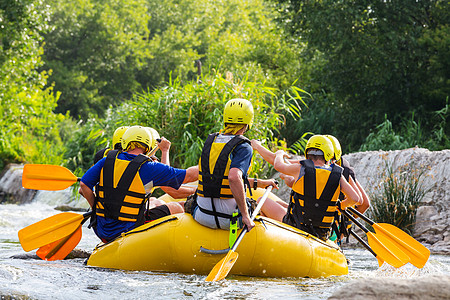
[81,158,106,190]
[139,161,187,189]
[229,142,253,175]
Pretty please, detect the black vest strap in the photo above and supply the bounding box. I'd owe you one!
[200,133,250,198]
[99,151,149,222]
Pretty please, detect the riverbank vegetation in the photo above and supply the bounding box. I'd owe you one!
[1,0,448,173]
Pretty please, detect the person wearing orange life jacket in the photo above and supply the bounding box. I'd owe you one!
[191,98,278,231]
[252,135,361,240]
[324,134,370,242]
[79,125,198,242]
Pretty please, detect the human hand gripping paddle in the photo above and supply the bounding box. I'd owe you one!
[337,205,409,268]
[205,185,274,282]
[19,143,162,260]
[346,206,430,268]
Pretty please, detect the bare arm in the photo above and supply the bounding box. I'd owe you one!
[160,185,196,199]
[251,139,298,165]
[355,178,371,213]
[229,167,254,231]
[183,165,199,183]
[273,150,301,178]
[248,178,279,190]
[339,177,362,208]
[158,137,171,165]
[79,181,95,209]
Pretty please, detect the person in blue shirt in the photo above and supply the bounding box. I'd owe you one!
[79,125,198,242]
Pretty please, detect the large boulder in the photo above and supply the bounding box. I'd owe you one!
[345,148,450,254]
[329,275,450,300]
[0,164,36,204]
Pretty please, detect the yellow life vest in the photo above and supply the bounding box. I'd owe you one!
[96,150,149,223]
[197,133,250,199]
[285,159,343,230]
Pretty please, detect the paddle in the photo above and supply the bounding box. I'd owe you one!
[205,185,274,282]
[22,143,161,191]
[22,164,80,191]
[18,211,92,252]
[347,206,430,268]
[36,226,82,260]
[339,207,409,268]
[347,228,384,267]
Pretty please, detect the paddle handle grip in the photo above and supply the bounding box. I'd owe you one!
[231,185,273,251]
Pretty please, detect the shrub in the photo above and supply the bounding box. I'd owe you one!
[369,155,429,235]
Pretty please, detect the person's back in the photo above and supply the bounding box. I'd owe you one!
[254,135,362,240]
[80,126,198,242]
[282,136,343,240]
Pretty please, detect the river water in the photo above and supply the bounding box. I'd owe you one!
[0,190,449,299]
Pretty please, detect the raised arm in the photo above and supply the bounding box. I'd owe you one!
[273,150,301,178]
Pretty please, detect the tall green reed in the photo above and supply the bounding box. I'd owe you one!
[369,154,429,235]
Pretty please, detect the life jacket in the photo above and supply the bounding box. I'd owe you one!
[197,133,250,199]
[195,133,251,229]
[95,150,149,225]
[284,159,343,233]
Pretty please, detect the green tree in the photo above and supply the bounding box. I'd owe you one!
[42,0,151,119]
[43,0,300,120]
[277,0,449,151]
[0,0,67,169]
[64,71,306,173]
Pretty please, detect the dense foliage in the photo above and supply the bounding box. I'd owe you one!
[42,0,300,120]
[64,71,307,174]
[0,0,69,169]
[369,155,429,234]
[0,0,448,172]
[278,0,449,152]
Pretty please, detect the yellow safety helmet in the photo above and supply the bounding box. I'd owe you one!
[324,134,342,161]
[146,127,160,150]
[305,135,334,162]
[223,98,254,129]
[112,126,129,150]
[121,126,153,153]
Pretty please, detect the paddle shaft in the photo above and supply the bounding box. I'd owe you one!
[347,206,375,226]
[348,228,377,258]
[339,207,370,234]
[230,185,273,252]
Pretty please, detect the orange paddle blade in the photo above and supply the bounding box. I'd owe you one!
[205,250,239,282]
[374,223,430,268]
[367,232,410,268]
[22,164,79,191]
[18,212,84,252]
[36,226,82,261]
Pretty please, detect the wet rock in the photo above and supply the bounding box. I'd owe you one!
[0,164,36,204]
[54,205,88,212]
[66,248,91,259]
[328,275,450,300]
[11,248,91,260]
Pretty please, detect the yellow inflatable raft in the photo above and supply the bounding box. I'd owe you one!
[86,213,348,278]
